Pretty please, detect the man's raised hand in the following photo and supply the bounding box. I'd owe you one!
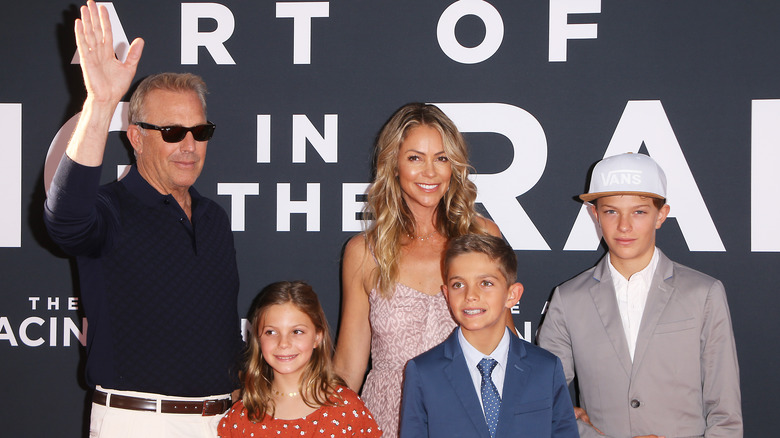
[74,1,144,105]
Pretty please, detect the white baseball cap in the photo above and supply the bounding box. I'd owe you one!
[579,153,667,202]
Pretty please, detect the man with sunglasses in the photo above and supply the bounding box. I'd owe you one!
[43,3,242,437]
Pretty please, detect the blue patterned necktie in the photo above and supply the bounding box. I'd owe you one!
[477,357,501,438]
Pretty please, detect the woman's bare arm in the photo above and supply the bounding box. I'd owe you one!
[333,235,374,391]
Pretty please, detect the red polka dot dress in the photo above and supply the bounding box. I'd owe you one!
[218,386,382,437]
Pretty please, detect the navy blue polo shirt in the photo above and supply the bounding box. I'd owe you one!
[45,155,242,396]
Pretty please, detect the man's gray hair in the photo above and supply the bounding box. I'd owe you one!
[128,73,208,124]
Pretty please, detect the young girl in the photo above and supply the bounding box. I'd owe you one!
[219,281,382,437]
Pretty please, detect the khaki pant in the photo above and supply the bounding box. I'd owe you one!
[89,386,229,438]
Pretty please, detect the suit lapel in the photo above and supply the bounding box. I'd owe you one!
[443,331,491,438]
[495,335,529,437]
[631,250,674,376]
[590,258,632,377]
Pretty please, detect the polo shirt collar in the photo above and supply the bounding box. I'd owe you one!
[120,165,203,211]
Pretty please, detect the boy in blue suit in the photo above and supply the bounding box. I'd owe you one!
[400,234,579,438]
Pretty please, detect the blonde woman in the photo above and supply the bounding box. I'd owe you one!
[333,103,513,437]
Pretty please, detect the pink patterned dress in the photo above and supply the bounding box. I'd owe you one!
[360,283,457,437]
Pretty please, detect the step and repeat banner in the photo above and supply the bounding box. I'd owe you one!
[1,1,777,435]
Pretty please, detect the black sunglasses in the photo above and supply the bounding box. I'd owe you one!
[133,121,216,143]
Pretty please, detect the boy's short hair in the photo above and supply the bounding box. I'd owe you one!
[592,195,667,210]
[444,234,517,284]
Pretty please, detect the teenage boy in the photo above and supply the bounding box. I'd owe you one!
[538,153,742,438]
[400,234,579,438]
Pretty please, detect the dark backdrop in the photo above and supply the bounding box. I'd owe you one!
[1,1,776,435]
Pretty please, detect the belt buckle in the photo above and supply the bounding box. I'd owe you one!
[202,399,222,416]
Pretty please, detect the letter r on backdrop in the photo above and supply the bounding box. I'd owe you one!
[181,3,236,65]
[435,103,550,250]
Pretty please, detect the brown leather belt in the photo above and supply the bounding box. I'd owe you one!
[92,390,231,416]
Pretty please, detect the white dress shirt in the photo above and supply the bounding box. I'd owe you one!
[608,247,660,361]
[458,327,510,414]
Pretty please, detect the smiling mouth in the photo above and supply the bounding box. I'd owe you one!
[463,309,485,315]
[417,183,439,190]
[274,354,298,361]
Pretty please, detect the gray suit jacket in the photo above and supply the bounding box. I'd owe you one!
[537,250,742,438]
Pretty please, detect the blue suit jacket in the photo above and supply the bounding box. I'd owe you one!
[400,329,579,438]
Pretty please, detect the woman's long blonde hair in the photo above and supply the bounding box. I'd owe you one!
[365,103,488,298]
[241,281,345,421]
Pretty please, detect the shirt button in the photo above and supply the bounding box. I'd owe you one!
[630,399,641,408]
[163,198,170,205]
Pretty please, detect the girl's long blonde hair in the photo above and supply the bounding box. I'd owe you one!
[365,103,488,298]
[241,281,345,421]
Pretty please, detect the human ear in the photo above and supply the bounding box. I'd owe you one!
[127,124,144,155]
[588,203,600,226]
[655,204,671,229]
[505,282,524,308]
